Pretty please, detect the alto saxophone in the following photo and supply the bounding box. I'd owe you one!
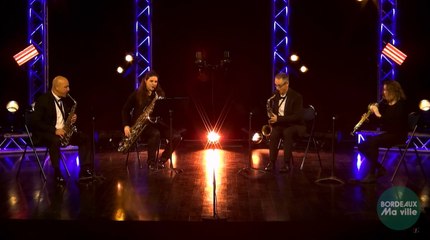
[118,92,159,153]
[350,101,380,136]
[261,93,277,137]
[60,94,77,147]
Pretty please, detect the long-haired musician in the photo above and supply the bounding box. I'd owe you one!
[121,70,182,170]
[264,72,306,172]
[353,80,408,183]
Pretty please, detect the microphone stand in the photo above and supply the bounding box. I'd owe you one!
[238,112,267,177]
[315,115,344,185]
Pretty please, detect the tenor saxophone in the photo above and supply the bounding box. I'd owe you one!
[60,94,77,147]
[261,93,277,137]
[118,92,159,153]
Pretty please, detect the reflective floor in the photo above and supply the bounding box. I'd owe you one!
[0,141,429,238]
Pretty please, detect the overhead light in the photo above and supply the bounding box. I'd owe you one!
[419,99,430,111]
[117,66,124,74]
[290,54,299,62]
[125,54,133,63]
[6,101,19,113]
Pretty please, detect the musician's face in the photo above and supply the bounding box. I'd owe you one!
[53,78,70,98]
[383,84,394,102]
[145,76,158,92]
[274,77,288,94]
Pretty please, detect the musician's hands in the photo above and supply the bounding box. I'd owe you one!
[124,126,131,137]
[269,113,277,124]
[55,128,66,138]
[369,104,382,118]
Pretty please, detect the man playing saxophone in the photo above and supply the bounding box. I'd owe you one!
[351,80,408,184]
[264,72,306,173]
[121,70,182,170]
[32,75,93,184]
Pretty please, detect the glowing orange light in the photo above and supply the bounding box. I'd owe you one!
[207,131,220,143]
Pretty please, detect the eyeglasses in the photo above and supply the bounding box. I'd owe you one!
[275,82,287,89]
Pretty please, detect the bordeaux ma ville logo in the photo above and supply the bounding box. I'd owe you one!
[377,186,421,231]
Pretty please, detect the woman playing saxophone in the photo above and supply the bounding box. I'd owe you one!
[350,80,408,184]
[121,70,182,170]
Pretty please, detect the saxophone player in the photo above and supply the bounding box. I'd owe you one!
[32,75,93,184]
[121,70,182,170]
[264,72,306,172]
[350,80,408,184]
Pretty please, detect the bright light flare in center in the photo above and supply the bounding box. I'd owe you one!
[207,131,220,143]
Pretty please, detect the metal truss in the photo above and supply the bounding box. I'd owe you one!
[27,0,48,105]
[378,0,397,100]
[272,0,289,83]
[134,0,152,89]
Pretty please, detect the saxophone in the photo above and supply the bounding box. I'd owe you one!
[60,94,77,147]
[118,92,159,153]
[261,93,277,137]
[350,101,380,136]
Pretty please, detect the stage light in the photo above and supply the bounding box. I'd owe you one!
[125,54,133,63]
[300,65,308,73]
[6,101,19,113]
[252,132,263,144]
[419,99,430,111]
[290,54,299,62]
[207,131,220,144]
[117,66,124,74]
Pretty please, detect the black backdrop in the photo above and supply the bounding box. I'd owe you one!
[1,0,429,142]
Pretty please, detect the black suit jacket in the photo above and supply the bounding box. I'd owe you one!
[31,92,73,136]
[271,88,305,127]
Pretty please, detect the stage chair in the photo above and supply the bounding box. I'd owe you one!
[16,110,70,181]
[277,105,322,170]
[380,112,427,182]
[125,139,163,169]
[16,123,47,182]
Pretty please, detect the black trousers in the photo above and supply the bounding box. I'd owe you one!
[269,125,306,165]
[140,122,181,164]
[33,131,92,174]
[357,132,406,174]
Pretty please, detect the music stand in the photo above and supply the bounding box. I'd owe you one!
[78,114,105,185]
[151,97,186,175]
[315,116,344,185]
[238,112,267,178]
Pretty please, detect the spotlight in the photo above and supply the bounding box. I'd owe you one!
[419,99,430,111]
[290,54,299,62]
[207,131,220,144]
[125,54,133,63]
[252,132,263,144]
[6,101,19,113]
[300,65,308,73]
[117,66,124,74]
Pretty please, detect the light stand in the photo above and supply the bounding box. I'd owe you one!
[202,146,227,221]
[315,115,344,184]
[238,112,267,177]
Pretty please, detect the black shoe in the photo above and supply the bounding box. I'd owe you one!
[79,169,93,179]
[148,164,157,171]
[279,166,290,173]
[264,162,275,172]
[158,155,169,164]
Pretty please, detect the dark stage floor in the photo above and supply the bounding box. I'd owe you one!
[1,140,429,239]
